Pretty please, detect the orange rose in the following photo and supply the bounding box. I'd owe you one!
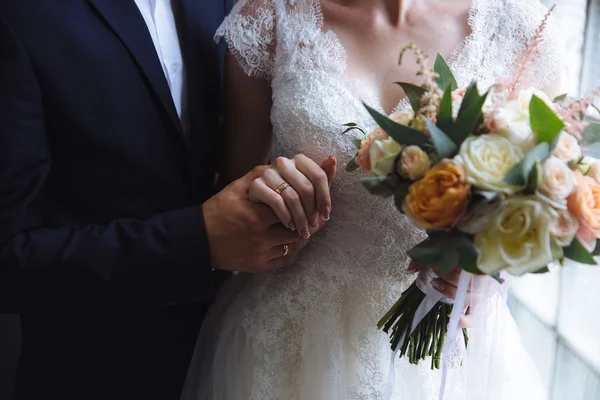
[403,159,471,230]
[567,172,600,238]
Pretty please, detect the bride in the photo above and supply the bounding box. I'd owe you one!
[183,0,562,399]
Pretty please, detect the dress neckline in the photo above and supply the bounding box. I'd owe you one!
[311,0,481,116]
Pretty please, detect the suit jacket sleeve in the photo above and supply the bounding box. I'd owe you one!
[0,13,215,312]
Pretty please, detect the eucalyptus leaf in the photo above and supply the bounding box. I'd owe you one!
[530,95,565,143]
[423,118,458,158]
[454,234,482,275]
[434,54,458,92]
[364,103,430,148]
[408,238,460,273]
[553,93,568,103]
[581,123,600,146]
[393,182,412,211]
[457,82,479,117]
[343,122,358,127]
[503,142,550,186]
[563,238,597,265]
[361,175,402,197]
[526,159,542,194]
[346,157,360,173]
[437,85,454,133]
[352,138,363,149]
[395,82,426,113]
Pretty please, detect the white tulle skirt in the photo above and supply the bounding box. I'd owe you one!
[181,261,547,400]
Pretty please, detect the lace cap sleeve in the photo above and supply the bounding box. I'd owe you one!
[215,0,277,80]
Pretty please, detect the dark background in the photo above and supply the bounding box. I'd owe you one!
[0,315,19,400]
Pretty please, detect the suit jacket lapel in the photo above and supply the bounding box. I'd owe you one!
[87,0,186,144]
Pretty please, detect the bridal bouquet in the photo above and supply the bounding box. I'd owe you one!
[345,14,600,371]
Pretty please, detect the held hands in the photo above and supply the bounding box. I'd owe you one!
[248,155,337,239]
[203,156,335,273]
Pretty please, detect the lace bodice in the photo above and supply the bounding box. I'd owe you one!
[211,1,560,398]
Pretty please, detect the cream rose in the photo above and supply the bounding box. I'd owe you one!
[550,209,579,247]
[369,136,402,176]
[539,156,576,203]
[458,134,524,193]
[493,88,552,152]
[398,145,430,180]
[475,196,558,275]
[554,133,581,162]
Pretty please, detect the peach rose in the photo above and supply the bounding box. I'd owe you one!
[539,156,576,204]
[567,172,600,239]
[403,159,471,230]
[549,209,579,247]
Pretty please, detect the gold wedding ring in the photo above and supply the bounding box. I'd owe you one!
[282,244,290,258]
[275,182,290,195]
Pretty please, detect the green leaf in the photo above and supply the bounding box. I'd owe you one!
[343,122,358,127]
[553,93,568,103]
[437,85,454,133]
[395,82,426,113]
[352,138,362,149]
[393,182,412,211]
[530,95,565,143]
[360,175,401,197]
[450,84,488,145]
[408,237,460,273]
[343,126,366,136]
[423,118,458,158]
[434,54,458,92]
[346,157,360,173]
[563,238,597,265]
[503,142,550,186]
[364,103,430,148]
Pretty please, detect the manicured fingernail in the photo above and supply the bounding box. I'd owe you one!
[328,156,336,165]
[310,217,319,229]
[432,279,445,292]
[288,221,296,231]
[322,206,331,221]
[407,264,418,273]
[301,227,311,239]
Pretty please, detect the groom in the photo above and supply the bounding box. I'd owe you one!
[0,0,330,399]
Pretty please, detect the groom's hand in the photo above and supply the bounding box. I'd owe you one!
[203,167,308,273]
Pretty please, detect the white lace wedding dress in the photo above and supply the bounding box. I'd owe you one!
[182,1,561,399]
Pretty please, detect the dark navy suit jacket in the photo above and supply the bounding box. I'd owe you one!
[0,0,233,398]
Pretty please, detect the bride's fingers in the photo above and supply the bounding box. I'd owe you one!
[262,167,310,238]
[274,156,319,228]
[292,154,332,223]
[431,278,472,304]
[432,267,462,286]
[248,177,294,230]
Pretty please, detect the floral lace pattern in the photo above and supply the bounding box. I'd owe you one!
[186,1,560,399]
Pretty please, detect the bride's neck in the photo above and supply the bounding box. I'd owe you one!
[375,0,443,26]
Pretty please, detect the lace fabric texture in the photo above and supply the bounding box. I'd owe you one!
[183,1,560,399]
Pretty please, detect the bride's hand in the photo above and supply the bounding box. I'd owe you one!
[248,155,336,239]
[408,262,471,328]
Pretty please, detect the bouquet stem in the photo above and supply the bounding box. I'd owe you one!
[378,281,467,369]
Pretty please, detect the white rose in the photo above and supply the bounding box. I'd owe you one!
[549,209,579,247]
[493,88,552,152]
[539,156,576,203]
[458,134,524,193]
[475,196,558,275]
[370,136,402,176]
[398,145,430,180]
[554,133,581,162]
